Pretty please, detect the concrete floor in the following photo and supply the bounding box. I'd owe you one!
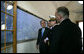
[1,40,39,53]
[17,40,39,53]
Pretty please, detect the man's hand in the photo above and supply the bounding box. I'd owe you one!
[44,37,49,43]
[36,45,39,49]
[44,39,47,43]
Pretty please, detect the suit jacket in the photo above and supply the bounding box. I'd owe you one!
[36,27,50,51]
[50,19,82,53]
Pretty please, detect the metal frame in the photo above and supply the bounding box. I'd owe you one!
[1,1,17,53]
[13,1,17,53]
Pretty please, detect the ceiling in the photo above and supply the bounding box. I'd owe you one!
[17,1,83,23]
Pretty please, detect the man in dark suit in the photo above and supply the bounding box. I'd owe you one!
[47,18,60,52]
[50,6,82,53]
[36,19,50,53]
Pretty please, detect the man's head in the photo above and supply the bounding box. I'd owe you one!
[49,18,57,27]
[40,19,46,28]
[47,21,51,28]
[55,6,69,23]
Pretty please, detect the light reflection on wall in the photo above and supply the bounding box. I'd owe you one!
[79,22,83,50]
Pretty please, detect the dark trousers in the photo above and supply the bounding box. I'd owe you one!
[39,43,49,53]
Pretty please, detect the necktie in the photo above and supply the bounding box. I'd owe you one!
[42,28,45,37]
